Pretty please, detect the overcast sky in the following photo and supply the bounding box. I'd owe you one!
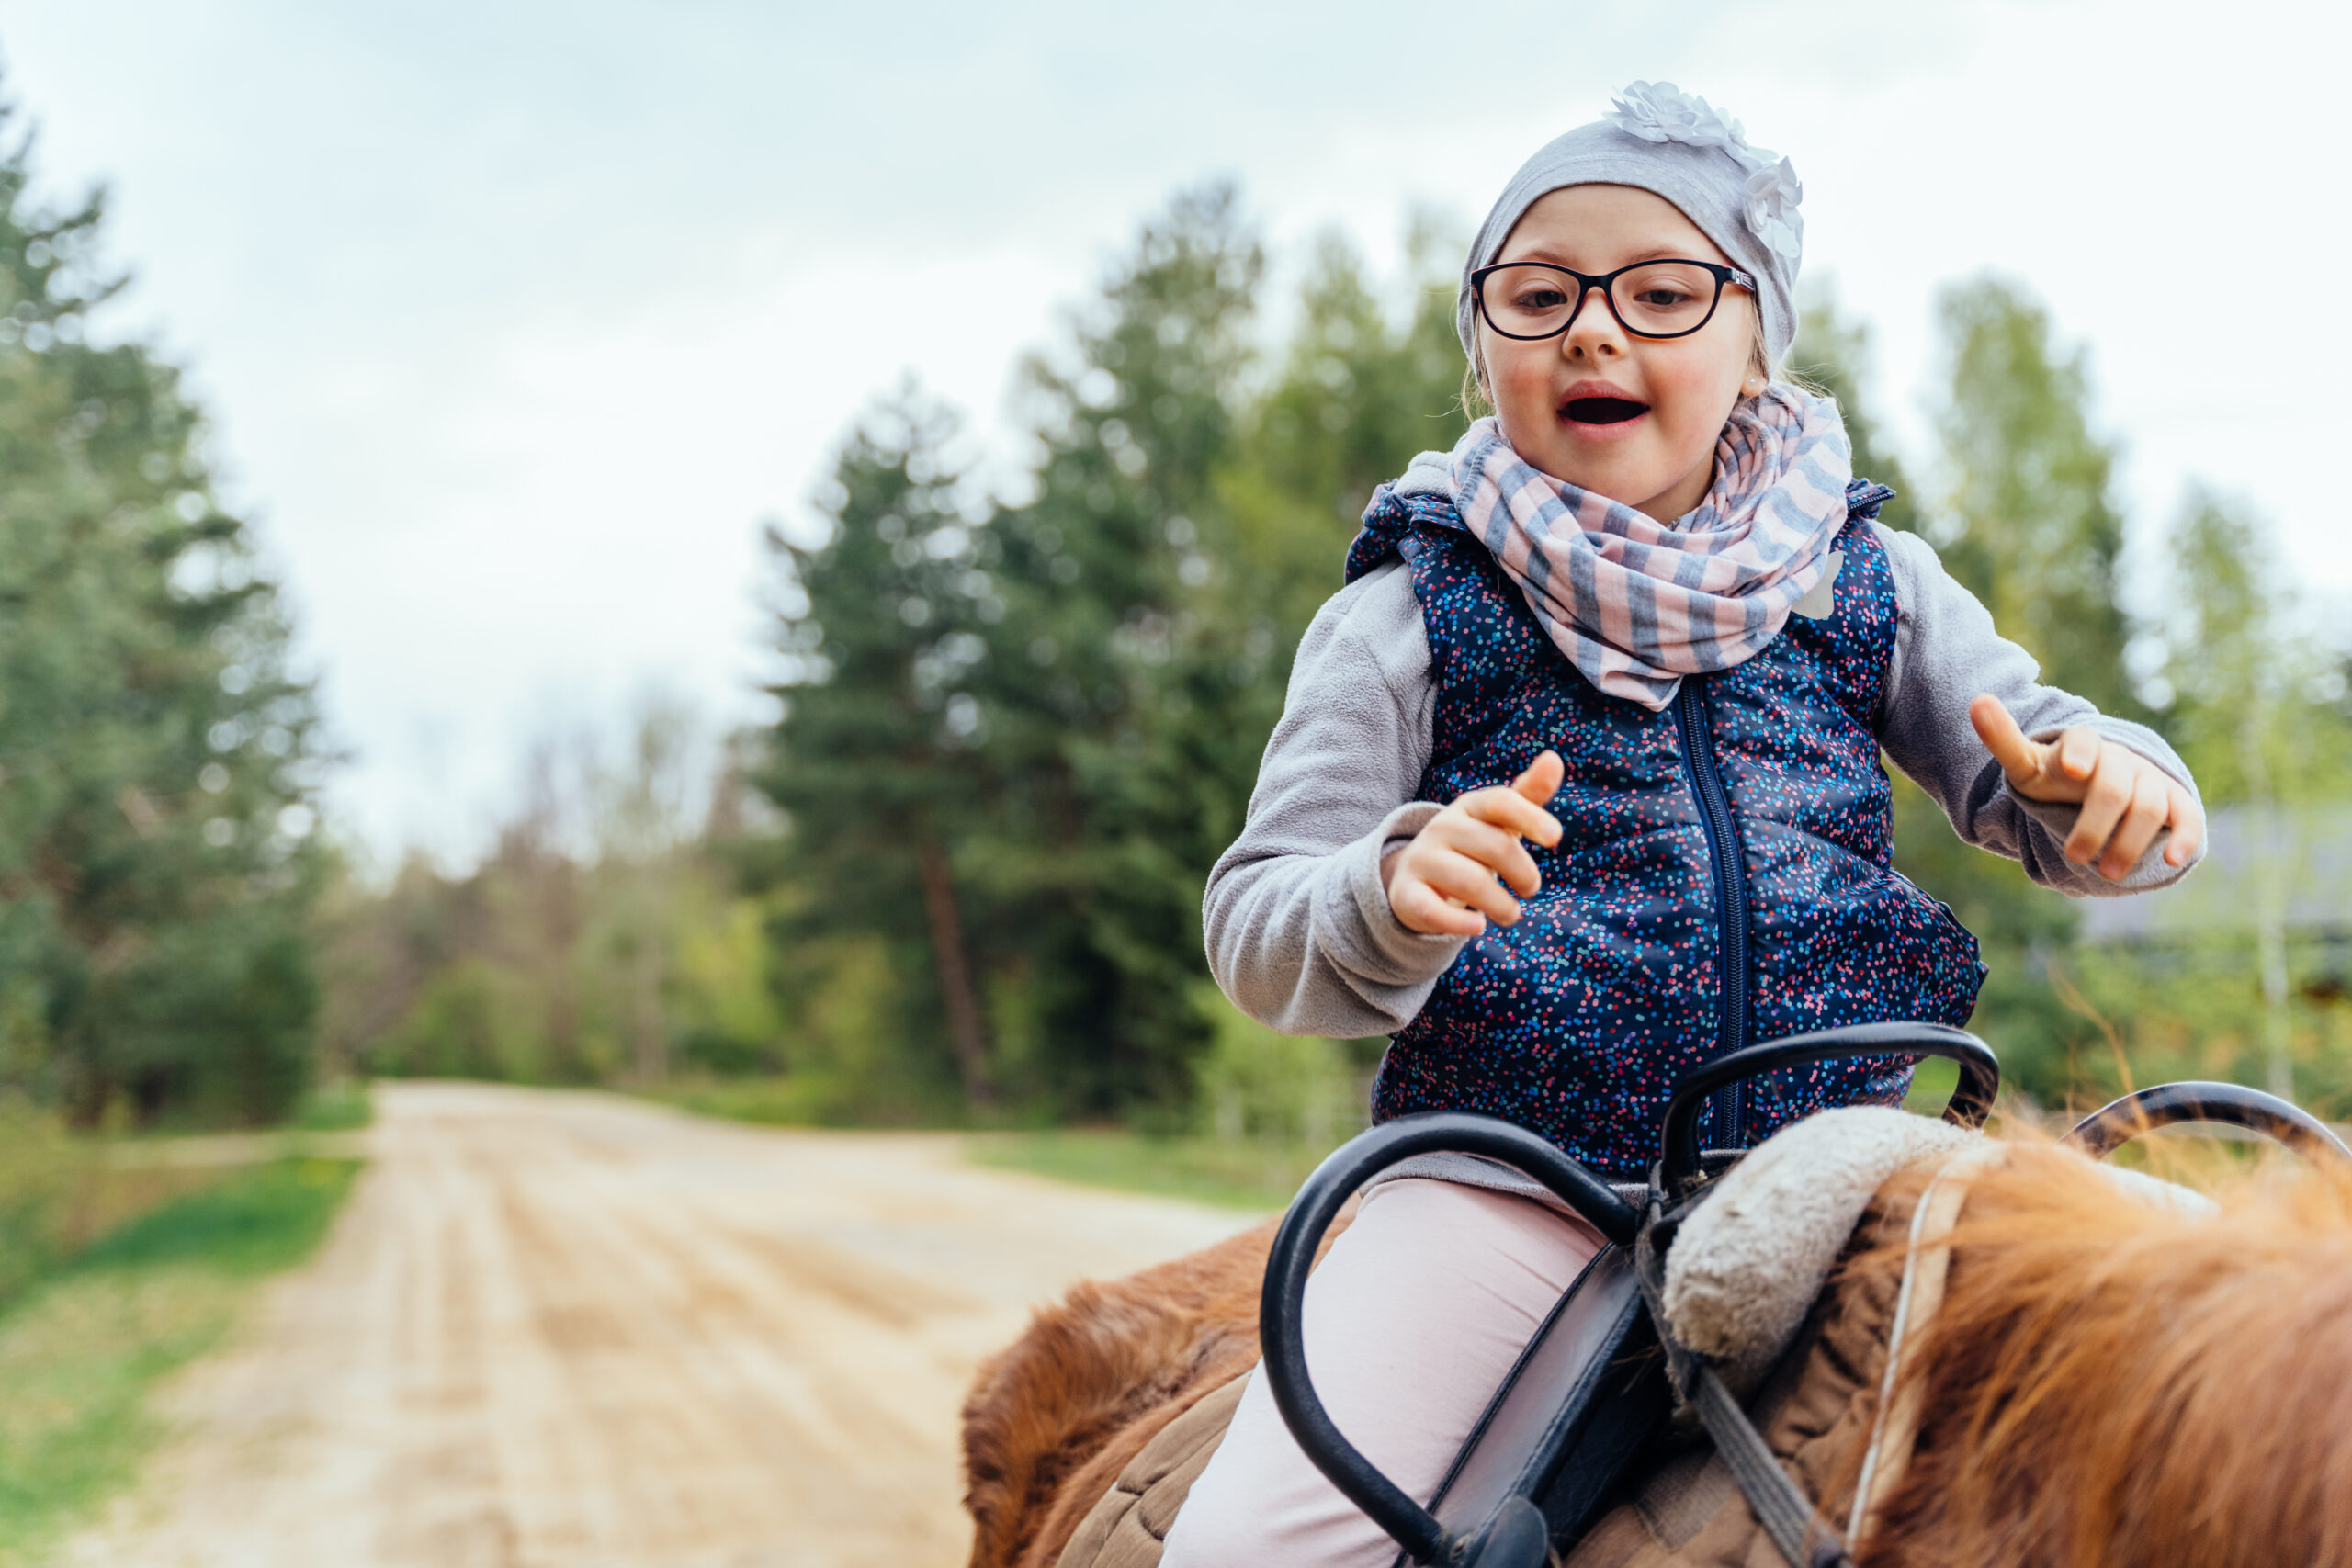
[4,0,2343,865]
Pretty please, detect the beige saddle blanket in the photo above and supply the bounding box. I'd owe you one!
[1057,1374,1248,1568]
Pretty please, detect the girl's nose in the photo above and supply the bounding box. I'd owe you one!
[1561,283,1627,360]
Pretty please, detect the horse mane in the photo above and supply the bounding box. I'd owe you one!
[1843,1141,2352,1568]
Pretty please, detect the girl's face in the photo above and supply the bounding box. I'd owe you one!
[1476,185,1759,524]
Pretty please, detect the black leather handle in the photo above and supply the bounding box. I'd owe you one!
[1657,1022,1999,1196]
[2061,1080,2352,1166]
[1259,1113,1638,1564]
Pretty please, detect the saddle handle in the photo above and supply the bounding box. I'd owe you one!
[1657,1022,2000,1198]
[1259,1112,1640,1566]
[2062,1080,2352,1166]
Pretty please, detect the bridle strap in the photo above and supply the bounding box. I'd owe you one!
[1846,1145,2002,1542]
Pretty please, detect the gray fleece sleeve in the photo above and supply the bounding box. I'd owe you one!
[1872,523,2204,896]
[1201,560,1468,1036]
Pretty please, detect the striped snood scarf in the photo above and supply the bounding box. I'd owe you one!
[1448,386,1854,711]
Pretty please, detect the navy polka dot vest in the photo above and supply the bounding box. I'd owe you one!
[1344,481,1985,1179]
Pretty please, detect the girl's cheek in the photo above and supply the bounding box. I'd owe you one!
[1493,353,1544,403]
[1493,362,1553,436]
[1645,356,1709,416]
[1648,356,1739,439]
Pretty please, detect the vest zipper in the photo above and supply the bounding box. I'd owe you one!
[1674,677,1749,1148]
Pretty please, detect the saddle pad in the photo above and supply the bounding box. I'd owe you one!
[1056,1373,1249,1568]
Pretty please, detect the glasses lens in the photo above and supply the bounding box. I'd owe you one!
[1480,265,1580,337]
[1611,263,1722,336]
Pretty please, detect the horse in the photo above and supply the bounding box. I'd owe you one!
[962,1133,2352,1568]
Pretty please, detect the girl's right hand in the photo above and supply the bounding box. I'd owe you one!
[1383,751,1566,936]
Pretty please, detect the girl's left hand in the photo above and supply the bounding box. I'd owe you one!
[1968,695,2205,881]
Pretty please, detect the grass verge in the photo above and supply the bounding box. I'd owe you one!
[0,1156,359,1564]
[638,1076,849,1128]
[284,1081,373,1133]
[969,1061,1983,1212]
[636,1074,977,1130]
[641,1078,1330,1207]
[964,1129,1348,1211]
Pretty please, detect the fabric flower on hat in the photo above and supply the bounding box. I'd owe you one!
[1604,81,1803,262]
[1744,155,1804,261]
[1605,81,1751,160]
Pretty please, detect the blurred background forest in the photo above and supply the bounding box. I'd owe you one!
[7,97,2352,1182]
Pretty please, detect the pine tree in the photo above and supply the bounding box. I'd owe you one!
[0,99,327,1123]
[968,185,1266,1116]
[754,201,1500,1122]
[759,394,1001,1110]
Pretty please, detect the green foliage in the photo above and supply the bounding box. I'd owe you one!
[317,703,957,1124]
[757,397,1006,1107]
[2009,934,2352,1122]
[1229,220,1469,631]
[1932,276,2143,723]
[2156,485,2352,807]
[0,96,326,1126]
[2131,487,2352,1102]
[966,184,1270,1116]
[363,958,539,1081]
[1793,286,2089,1078]
[1189,982,1363,1145]
[757,193,1469,1126]
[329,708,802,1095]
[1792,280,2352,1114]
[1894,277,2154,1077]
[284,1078,371,1132]
[1804,277,2145,1087]
[1791,287,1922,536]
[669,888,787,1076]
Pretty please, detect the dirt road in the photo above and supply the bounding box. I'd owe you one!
[62,1082,1256,1568]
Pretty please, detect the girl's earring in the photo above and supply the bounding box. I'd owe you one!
[1742,374,1767,397]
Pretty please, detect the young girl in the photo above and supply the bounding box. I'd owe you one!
[1161,85,2204,1566]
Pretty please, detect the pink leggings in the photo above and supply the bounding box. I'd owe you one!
[1159,1178,1606,1568]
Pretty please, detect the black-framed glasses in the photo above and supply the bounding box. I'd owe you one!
[1471,258,1758,342]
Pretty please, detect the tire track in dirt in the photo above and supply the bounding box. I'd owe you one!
[62,1082,1253,1568]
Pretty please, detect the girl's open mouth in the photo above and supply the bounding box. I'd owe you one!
[1562,397,1648,425]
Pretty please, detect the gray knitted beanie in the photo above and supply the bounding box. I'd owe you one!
[1458,83,1805,372]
